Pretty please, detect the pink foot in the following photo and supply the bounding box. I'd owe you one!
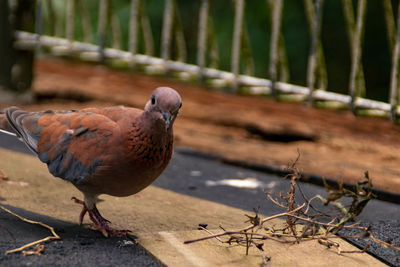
[72,197,131,237]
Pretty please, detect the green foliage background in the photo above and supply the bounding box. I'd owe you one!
[42,0,400,102]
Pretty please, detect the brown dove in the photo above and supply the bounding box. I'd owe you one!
[0,87,182,236]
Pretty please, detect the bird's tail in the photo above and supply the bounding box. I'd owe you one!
[0,108,17,137]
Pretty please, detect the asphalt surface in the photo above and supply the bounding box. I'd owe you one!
[1,132,400,266]
[0,205,162,267]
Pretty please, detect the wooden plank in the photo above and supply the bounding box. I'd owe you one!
[0,147,386,266]
[140,229,386,267]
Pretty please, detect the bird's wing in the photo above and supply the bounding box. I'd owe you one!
[5,107,122,184]
[0,109,17,136]
[81,106,142,123]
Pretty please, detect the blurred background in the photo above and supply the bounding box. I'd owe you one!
[2,0,400,104]
[32,0,400,102]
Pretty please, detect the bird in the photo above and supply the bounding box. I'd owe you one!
[0,87,182,237]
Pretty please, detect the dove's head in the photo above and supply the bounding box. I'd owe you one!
[145,87,182,131]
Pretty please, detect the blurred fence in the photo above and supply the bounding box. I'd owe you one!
[5,0,400,122]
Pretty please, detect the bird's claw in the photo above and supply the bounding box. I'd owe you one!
[72,196,130,237]
[92,224,131,237]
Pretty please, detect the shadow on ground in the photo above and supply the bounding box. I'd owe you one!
[0,205,162,266]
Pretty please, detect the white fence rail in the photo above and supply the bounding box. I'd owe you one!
[10,0,400,121]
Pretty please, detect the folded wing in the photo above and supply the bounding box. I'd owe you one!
[5,107,122,184]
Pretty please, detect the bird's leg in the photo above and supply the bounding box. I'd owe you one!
[71,197,130,237]
[71,197,88,225]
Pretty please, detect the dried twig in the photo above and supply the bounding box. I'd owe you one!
[184,154,400,257]
[184,204,305,244]
[21,244,45,256]
[284,172,300,243]
[0,205,60,255]
[198,225,224,243]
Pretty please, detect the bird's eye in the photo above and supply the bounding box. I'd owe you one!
[151,96,156,105]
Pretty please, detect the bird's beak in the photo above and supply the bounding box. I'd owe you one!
[161,112,172,130]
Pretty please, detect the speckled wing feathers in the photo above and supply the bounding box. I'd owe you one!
[5,107,55,153]
[3,107,124,185]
